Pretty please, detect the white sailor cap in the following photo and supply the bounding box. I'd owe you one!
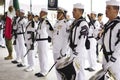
[73,3,84,9]
[20,9,25,13]
[41,8,48,13]
[106,0,120,6]
[91,11,97,15]
[57,7,67,14]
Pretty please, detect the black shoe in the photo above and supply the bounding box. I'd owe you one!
[36,73,44,77]
[35,72,40,76]
[85,68,95,72]
[88,68,95,72]
[0,45,5,48]
[17,63,25,67]
[85,68,90,70]
[11,60,19,64]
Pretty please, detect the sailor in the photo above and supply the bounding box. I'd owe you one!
[24,12,36,72]
[69,3,89,80]
[34,8,53,77]
[15,9,27,67]
[98,0,120,79]
[85,11,100,71]
[11,9,21,64]
[52,7,70,80]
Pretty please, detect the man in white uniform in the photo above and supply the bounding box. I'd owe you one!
[11,9,21,64]
[15,9,27,67]
[34,8,53,77]
[52,7,70,80]
[98,0,120,79]
[24,12,36,72]
[85,11,100,71]
[69,3,89,80]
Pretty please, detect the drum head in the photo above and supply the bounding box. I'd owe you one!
[56,57,73,69]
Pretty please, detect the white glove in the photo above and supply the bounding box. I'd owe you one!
[103,61,113,72]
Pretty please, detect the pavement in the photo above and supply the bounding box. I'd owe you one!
[0,46,103,80]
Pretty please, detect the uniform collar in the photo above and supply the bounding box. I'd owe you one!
[57,19,66,23]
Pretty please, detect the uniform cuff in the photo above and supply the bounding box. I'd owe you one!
[110,56,116,62]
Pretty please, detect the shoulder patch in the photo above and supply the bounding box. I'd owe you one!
[79,25,89,39]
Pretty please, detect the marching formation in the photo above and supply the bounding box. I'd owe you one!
[0,0,120,80]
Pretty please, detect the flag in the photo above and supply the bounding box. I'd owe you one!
[9,0,20,10]
[4,0,20,39]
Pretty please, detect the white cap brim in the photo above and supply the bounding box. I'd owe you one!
[20,9,25,13]
[41,8,48,13]
[106,0,120,6]
[73,3,84,9]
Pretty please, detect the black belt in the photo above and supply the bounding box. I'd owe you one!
[27,31,33,34]
[17,32,24,35]
[36,38,48,41]
[88,36,94,38]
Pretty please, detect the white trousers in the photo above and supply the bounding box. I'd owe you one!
[75,56,86,80]
[37,40,49,75]
[16,34,27,65]
[26,50,35,68]
[14,40,21,62]
[87,38,97,69]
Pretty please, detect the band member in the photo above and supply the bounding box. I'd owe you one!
[24,12,36,72]
[98,0,120,79]
[52,7,70,80]
[69,3,89,80]
[34,8,53,77]
[15,9,27,67]
[85,11,100,71]
[11,9,21,64]
[96,13,104,62]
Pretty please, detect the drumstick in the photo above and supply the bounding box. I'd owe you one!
[45,61,57,76]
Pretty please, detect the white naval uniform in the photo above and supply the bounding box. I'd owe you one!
[100,17,120,79]
[36,18,52,75]
[12,17,21,62]
[24,20,36,69]
[52,19,70,60]
[52,19,70,80]
[15,17,27,65]
[69,17,88,80]
[0,21,5,47]
[87,20,100,70]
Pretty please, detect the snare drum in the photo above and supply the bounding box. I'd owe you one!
[56,57,80,80]
[89,69,115,80]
